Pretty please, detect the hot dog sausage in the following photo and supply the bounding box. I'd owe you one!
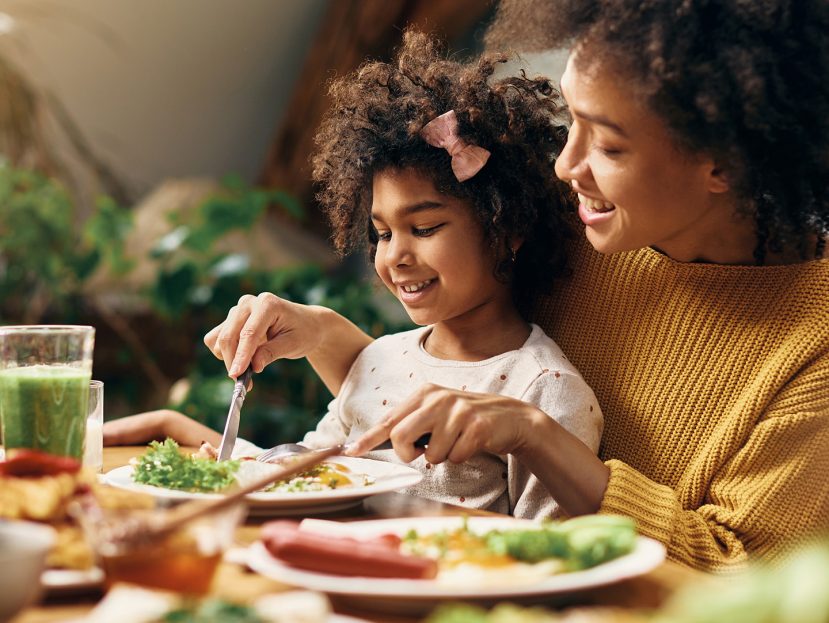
[261,521,437,580]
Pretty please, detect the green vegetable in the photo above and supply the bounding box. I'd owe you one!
[486,515,636,569]
[558,515,638,570]
[133,438,239,493]
[161,598,263,623]
[486,528,570,563]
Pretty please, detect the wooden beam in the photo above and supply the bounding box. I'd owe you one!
[258,0,493,231]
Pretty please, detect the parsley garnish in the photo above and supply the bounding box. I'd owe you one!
[132,438,239,493]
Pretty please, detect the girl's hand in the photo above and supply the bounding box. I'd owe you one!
[204,293,325,378]
[347,383,611,516]
[204,294,373,395]
[346,383,540,463]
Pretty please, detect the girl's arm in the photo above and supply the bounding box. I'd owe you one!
[203,294,373,395]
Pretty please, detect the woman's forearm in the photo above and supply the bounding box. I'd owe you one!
[305,306,374,396]
[516,410,611,516]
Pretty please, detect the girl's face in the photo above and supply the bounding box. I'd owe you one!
[554,53,753,263]
[371,168,513,327]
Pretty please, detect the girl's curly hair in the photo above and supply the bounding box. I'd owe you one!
[311,29,572,314]
[486,0,829,263]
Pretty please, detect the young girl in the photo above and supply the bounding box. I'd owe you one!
[107,31,602,519]
[300,30,601,517]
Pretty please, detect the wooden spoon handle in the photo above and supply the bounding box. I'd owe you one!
[158,445,345,534]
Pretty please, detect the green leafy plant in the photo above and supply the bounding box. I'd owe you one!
[0,162,132,324]
[0,163,408,446]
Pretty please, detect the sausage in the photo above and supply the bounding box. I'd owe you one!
[261,521,437,580]
[0,449,81,477]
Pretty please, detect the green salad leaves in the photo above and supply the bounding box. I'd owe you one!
[132,438,239,493]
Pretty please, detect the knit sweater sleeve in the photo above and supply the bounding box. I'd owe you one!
[599,355,829,571]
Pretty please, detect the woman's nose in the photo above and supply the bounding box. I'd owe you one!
[554,124,588,187]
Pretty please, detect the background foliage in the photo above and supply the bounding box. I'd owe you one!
[0,162,409,446]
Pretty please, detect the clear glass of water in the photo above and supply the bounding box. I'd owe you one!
[84,380,104,472]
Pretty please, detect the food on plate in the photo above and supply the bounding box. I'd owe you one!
[0,449,152,570]
[261,520,438,579]
[132,439,240,492]
[261,515,637,583]
[407,514,637,572]
[132,438,374,494]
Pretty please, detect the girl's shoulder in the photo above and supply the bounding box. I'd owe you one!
[519,324,586,380]
[355,326,429,361]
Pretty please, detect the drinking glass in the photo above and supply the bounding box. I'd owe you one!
[0,325,95,459]
[84,380,104,472]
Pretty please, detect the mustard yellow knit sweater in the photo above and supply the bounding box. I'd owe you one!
[534,237,829,572]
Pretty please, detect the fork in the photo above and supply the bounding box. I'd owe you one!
[256,433,431,463]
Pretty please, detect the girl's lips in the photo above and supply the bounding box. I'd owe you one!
[578,201,616,227]
[397,279,436,305]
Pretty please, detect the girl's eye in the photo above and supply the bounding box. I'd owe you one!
[376,231,391,242]
[412,224,444,237]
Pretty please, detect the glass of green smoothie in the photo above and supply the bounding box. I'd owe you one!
[0,325,95,459]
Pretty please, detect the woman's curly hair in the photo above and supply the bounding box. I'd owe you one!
[311,30,572,314]
[486,0,829,263]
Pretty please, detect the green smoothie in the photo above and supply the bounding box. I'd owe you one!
[0,365,91,459]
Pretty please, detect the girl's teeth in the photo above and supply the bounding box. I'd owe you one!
[402,280,433,293]
[578,193,615,213]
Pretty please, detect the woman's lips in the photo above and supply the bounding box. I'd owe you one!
[577,193,616,227]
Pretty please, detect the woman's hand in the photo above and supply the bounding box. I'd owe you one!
[347,383,611,516]
[203,293,373,394]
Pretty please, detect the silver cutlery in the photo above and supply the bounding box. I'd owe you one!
[255,433,431,463]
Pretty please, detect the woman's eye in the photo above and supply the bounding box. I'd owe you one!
[412,224,444,237]
[594,144,623,157]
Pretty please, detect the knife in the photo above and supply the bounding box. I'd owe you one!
[217,365,254,461]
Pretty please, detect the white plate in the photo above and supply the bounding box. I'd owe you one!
[104,457,422,515]
[247,516,666,612]
[42,566,104,594]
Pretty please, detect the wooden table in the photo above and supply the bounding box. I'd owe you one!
[13,447,703,623]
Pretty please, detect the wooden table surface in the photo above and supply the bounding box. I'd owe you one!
[12,446,704,623]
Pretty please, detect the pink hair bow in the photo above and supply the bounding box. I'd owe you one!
[419,110,491,182]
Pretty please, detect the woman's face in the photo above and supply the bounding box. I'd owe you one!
[554,53,752,263]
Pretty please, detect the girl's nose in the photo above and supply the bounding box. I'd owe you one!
[385,235,413,268]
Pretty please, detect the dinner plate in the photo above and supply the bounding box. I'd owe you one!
[246,516,666,613]
[42,566,104,595]
[104,457,423,516]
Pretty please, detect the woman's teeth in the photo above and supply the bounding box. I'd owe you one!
[578,194,615,213]
[401,280,433,293]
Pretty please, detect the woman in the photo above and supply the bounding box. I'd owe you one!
[202,0,829,571]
